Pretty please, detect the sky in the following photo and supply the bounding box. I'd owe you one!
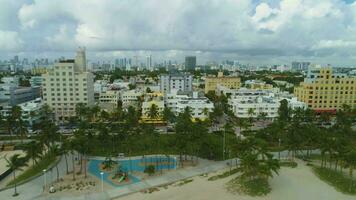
[1,0,356,66]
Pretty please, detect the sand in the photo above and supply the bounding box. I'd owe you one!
[120,161,355,200]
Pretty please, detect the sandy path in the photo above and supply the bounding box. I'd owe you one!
[120,162,355,200]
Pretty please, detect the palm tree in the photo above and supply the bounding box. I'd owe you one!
[146,104,159,120]
[61,139,70,174]
[5,154,28,196]
[247,108,255,124]
[344,149,356,191]
[50,145,61,182]
[24,141,42,166]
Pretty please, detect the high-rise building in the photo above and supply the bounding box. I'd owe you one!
[160,74,193,94]
[291,61,310,72]
[42,48,94,121]
[185,56,196,70]
[294,67,356,112]
[146,55,152,71]
[204,72,241,93]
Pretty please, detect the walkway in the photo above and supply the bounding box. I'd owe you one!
[0,156,229,200]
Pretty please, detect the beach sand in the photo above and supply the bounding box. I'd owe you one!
[120,161,355,200]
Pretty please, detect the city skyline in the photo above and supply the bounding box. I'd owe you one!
[0,0,356,66]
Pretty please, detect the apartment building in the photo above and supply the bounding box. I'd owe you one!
[205,72,241,93]
[160,74,192,94]
[42,48,94,121]
[294,67,356,112]
[120,89,143,108]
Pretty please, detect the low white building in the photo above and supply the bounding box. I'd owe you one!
[121,89,143,108]
[0,98,43,127]
[230,96,279,118]
[98,90,121,112]
[227,87,307,119]
[166,92,214,120]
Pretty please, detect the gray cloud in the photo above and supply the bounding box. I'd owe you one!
[0,0,356,66]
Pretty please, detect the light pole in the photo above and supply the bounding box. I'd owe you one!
[278,138,281,160]
[42,169,47,191]
[223,129,226,160]
[100,172,104,192]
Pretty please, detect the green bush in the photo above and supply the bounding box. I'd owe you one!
[144,165,155,176]
[227,177,271,196]
[313,166,356,194]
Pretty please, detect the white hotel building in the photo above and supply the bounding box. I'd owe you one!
[42,48,94,121]
[166,92,214,120]
[217,85,306,119]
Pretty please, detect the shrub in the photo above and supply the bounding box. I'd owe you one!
[144,165,155,176]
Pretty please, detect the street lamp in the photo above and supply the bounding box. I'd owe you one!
[43,169,47,191]
[278,138,281,160]
[100,172,104,192]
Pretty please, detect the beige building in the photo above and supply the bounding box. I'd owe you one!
[42,48,94,121]
[141,92,165,123]
[98,90,121,112]
[205,72,241,93]
[294,67,356,112]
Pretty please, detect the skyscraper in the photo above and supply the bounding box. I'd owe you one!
[185,56,196,70]
[146,55,152,71]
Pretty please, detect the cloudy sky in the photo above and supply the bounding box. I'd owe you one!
[1,0,356,66]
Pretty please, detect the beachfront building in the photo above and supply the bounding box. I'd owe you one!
[230,96,280,118]
[141,92,165,123]
[204,72,241,93]
[42,48,95,121]
[166,91,214,120]
[0,98,43,128]
[226,87,306,119]
[294,67,356,112]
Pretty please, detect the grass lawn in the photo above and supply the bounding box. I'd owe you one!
[208,168,240,181]
[280,161,298,168]
[7,154,57,187]
[312,166,356,195]
[226,176,271,196]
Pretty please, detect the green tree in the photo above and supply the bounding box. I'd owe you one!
[5,154,28,196]
[146,104,159,120]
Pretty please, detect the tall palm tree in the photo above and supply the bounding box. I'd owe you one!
[344,149,356,191]
[5,154,28,196]
[24,141,42,166]
[61,139,70,174]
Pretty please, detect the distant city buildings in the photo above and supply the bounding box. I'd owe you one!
[292,61,311,72]
[185,56,196,70]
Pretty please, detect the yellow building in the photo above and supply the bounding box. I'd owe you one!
[140,92,165,124]
[205,72,241,93]
[31,67,48,75]
[294,67,356,112]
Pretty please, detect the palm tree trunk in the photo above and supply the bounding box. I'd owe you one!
[80,154,83,174]
[64,154,69,174]
[72,153,75,181]
[56,165,59,182]
[13,171,17,196]
[84,155,87,178]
